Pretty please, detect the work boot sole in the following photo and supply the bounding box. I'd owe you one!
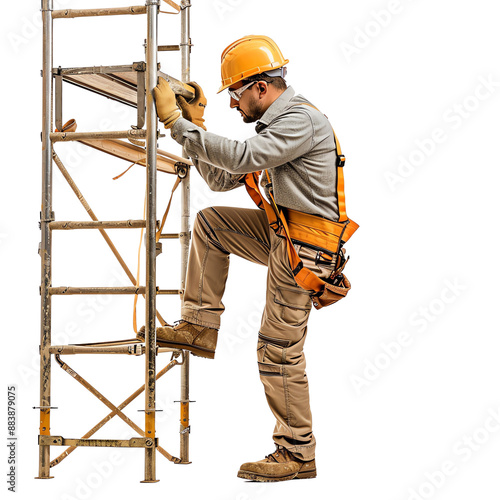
[155,339,215,359]
[237,469,316,482]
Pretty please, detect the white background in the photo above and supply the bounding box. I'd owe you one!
[2,0,500,499]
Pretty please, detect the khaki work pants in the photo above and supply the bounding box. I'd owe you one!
[182,206,336,461]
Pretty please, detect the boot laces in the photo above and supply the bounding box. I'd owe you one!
[265,445,287,462]
[173,319,192,331]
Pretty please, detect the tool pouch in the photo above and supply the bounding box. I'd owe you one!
[312,274,351,310]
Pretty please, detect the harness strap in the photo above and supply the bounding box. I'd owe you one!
[242,103,358,300]
[244,170,280,230]
[244,170,325,293]
[290,102,351,223]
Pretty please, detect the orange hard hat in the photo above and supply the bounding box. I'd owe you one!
[218,35,289,93]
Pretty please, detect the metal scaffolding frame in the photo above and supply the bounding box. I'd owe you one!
[37,0,193,482]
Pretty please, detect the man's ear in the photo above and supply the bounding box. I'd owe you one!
[257,81,268,97]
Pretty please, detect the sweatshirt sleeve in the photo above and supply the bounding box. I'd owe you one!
[170,109,314,175]
[189,153,245,192]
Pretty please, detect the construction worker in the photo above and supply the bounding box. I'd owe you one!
[141,35,357,482]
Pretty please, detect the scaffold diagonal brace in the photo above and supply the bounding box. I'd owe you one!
[53,355,182,465]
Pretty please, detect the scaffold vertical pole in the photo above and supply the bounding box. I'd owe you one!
[37,0,54,480]
[142,0,159,483]
[179,0,192,464]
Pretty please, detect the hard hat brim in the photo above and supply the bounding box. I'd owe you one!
[217,60,289,94]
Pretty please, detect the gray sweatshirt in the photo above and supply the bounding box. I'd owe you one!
[170,86,340,221]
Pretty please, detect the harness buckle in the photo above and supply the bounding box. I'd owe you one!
[336,155,346,167]
[292,261,303,276]
[314,250,333,266]
[270,219,281,233]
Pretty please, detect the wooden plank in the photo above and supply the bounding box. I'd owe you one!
[78,139,192,175]
[64,74,138,106]
[60,67,194,106]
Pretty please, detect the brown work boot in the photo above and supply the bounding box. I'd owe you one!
[136,321,217,359]
[237,446,316,482]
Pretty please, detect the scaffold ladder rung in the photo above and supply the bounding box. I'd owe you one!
[51,129,146,142]
[49,344,145,355]
[49,220,146,230]
[49,286,145,295]
[39,436,155,448]
[47,287,182,296]
[53,7,147,19]
[159,232,180,239]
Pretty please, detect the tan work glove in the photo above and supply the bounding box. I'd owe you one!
[176,81,207,131]
[153,77,182,129]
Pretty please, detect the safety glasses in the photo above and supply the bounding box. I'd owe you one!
[228,81,257,101]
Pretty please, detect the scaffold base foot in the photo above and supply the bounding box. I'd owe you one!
[34,476,54,479]
[140,479,160,483]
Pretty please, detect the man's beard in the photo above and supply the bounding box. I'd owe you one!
[238,95,264,123]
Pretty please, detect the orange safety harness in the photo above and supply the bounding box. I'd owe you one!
[243,104,359,309]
